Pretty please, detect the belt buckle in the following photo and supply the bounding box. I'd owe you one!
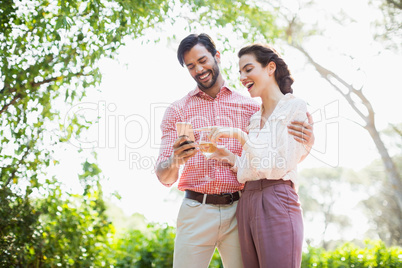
[222,192,234,205]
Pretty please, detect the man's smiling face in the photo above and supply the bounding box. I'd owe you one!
[183,44,221,91]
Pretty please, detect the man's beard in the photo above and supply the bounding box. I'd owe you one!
[196,60,220,90]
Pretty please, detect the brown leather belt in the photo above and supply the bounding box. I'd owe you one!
[185,190,240,205]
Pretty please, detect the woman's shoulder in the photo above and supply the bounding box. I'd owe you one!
[282,93,307,110]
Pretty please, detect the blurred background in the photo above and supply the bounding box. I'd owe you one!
[1,0,401,267]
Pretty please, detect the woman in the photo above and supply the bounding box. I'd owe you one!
[208,44,309,267]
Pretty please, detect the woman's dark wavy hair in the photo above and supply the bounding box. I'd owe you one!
[177,33,217,66]
[238,44,294,94]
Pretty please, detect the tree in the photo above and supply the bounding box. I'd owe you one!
[0,0,171,187]
[0,0,171,265]
[34,161,115,267]
[0,158,115,267]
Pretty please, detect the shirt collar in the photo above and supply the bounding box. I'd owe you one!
[188,81,233,97]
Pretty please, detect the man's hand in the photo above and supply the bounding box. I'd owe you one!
[171,135,198,167]
[287,112,315,161]
[155,135,197,185]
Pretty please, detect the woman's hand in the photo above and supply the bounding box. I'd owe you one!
[208,127,248,146]
[208,145,238,173]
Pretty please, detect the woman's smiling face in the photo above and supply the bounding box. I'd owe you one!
[239,53,272,98]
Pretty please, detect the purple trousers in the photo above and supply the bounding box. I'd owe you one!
[236,179,303,268]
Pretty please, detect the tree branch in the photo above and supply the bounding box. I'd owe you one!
[386,0,402,10]
[291,44,374,123]
[4,145,31,188]
[30,76,64,88]
[292,44,375,126]
[0,72,84,116]
[0,93,21,115]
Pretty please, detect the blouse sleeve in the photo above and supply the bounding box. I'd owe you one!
[236,98,309,183]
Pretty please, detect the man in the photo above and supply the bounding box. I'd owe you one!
[155,33,314,268]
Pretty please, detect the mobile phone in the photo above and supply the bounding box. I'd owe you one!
[176,122,195,142]
[176,122,195,151]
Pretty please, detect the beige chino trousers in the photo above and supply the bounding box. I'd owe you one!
[173,197,243,268]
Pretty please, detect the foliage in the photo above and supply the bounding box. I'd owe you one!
[0,160,115,267]
[178,0,279,42]
[0,0,171,266]
[36,181,114,267]
[37,161,114,268]
[302,240,402,268]
[112,224,175,268]
[370,0,402,52]
[0,0,172,195]
[0,185,41,266]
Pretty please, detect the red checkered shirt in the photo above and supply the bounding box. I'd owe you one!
[156,82,259,194]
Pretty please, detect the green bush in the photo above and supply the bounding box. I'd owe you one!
[302,240,402,268]
[111,223,223,268]
[0,161,115,268]
[35,182,114,267]
[112,224,174,268]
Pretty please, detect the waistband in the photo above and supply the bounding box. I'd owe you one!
[185,190,241,205]
[243,179,294,191]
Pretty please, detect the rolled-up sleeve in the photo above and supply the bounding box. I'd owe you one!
[155,104,181,186]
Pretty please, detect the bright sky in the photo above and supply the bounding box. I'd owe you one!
[49,0,402,246]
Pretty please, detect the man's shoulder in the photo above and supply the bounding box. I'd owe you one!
[168,92,195,110]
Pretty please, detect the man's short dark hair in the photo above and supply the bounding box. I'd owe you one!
[177,33,217,66]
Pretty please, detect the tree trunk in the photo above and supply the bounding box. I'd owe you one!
[366,123,402,205]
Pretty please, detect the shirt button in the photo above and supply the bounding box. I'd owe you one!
[215,187,219,190]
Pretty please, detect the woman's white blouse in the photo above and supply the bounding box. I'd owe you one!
[235,93,309,186]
